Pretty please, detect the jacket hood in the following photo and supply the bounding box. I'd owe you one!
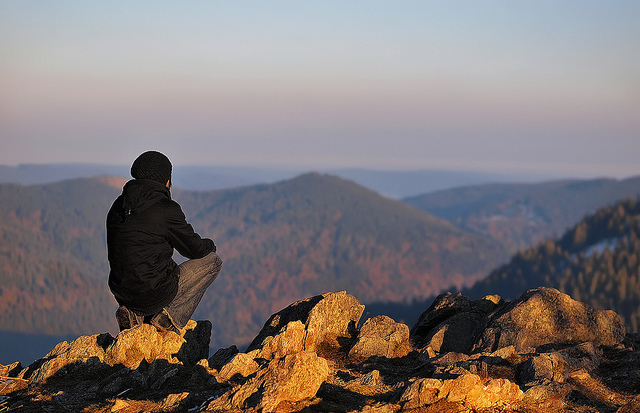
[121,179,171,217]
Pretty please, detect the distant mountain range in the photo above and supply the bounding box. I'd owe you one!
[0,163,565,198]
[404,176,640,252]
[0,171,639,363]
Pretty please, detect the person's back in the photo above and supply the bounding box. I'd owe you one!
[106,151,222,333]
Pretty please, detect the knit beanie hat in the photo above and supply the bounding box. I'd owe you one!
[130,151,172,185]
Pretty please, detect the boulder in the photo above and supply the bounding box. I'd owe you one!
[522,383,572,411]
[257,352,329,411]
[410,292,474,343]
[519,352,569,384]
[0,362,22,378]
[247,291,364,358]
[567,369,632,408]
[208,345,239,370]
[519,341,602,385]
[410,293,502,353]
[474,287,626,353]
[411,287,626,355]
[104,320,208,368]
[175,319,212,365]
[250,320,307,360]
[217,352,260,381]
[22,320,210,385]
[400,373,523,411]
[25,332,113,385]
[400,378,443,409]
[206,351,329,411]
[348,315,412,359]
[464,377,523,410]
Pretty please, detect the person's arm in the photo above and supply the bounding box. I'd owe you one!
[165,200,215,259]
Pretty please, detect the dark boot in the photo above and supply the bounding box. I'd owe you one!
[149,308,180,334]
[115,306,142,331]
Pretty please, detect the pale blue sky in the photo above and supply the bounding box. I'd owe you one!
[1,1,639,178]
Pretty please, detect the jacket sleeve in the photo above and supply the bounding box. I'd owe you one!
[165,200,216,259]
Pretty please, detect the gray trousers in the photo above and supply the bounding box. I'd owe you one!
[165,252,223,328]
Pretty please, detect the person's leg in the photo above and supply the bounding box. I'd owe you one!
[163,252,223,329]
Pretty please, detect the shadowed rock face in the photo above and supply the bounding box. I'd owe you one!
[1,289,639,413]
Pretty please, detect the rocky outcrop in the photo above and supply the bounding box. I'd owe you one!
[411,287,626,354]
[1,288,639,412]
[349,315,412,360]
[246,290,365,359]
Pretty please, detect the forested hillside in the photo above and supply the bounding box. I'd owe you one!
[0,174,509,349]
[0,177,123,334]
[464,196,640,332]
[4,173,638,351]
[176,173,510,347]
[403,176,640,252]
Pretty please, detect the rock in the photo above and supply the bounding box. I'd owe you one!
[217,352,260,381]
[520,341,604,385]
[567,369,631,408]
[349,315,412,360]
[465,377,524,410]
[103,321,210,369]
[558,341,601,372]
[25,332,113,385]
[21,320,210,386]
[103,324,183,369]
[432,351,470,366]
[441,373,481,403]
[207,351,329,411]
[247,291,364,358]
[0,362,22,378]
[257,352,329,411]
[618,394,640,413]
[411,287,626,355]
[161,392,189,410]
[208,345,239,370]
[400,378,443,409]
[474,287,626,353]
[175,319,212,365]
[519,352,569,384]
[251,320,307,360]
[410,293,502,353]
[401,374,523,411]
[410,292,474,344]
[523,383,572,411]
[3,289,640,412]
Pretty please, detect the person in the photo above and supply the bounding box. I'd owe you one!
[106,150,222,334]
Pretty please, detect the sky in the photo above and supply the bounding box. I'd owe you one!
[1,1,639,179]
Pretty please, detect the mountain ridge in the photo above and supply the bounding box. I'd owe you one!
[404,176,640,251]
[0,163,579,197]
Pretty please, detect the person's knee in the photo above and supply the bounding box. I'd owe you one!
[208,252,222,270]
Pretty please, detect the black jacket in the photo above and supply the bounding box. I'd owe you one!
[107,179,215,316]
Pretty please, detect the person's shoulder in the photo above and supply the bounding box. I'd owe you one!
[107,194,124,213]
[160,198,186,217]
